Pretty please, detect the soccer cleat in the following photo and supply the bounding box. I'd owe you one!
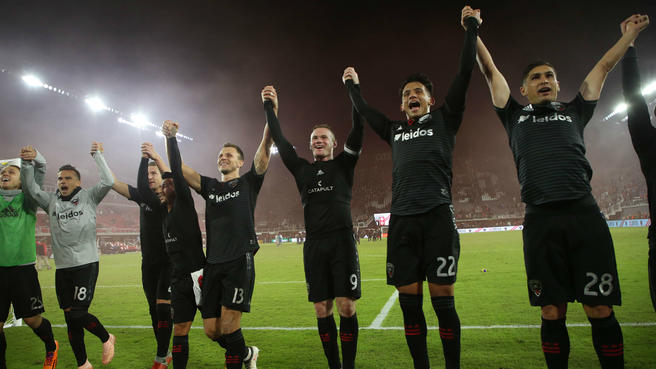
[150,362,168,369]
[78,360,93,369]
[101,333,116,365]
[43,340,59,369]
[243,346,259,369]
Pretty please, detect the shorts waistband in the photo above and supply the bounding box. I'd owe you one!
[525,193,598,215]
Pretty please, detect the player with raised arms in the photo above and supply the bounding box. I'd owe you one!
[1,148,59,369]
[475,12,649,369]
[620,15,655,312]
[111,143,173,369]
[21,142,116,369]
[173,119,272,369]
[342,6,481,369]
[261,84,363,369]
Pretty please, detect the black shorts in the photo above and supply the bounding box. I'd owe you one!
[142,259,172,305]
[170,272,198,324]
[0,265,45,320]
[523,196,621,307]
[303,232,361,303]
[387,204,460,287]
[201,252,255,317]
[55,262,99,309]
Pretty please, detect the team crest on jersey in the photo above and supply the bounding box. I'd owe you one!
[228,179,239,188]
[386,263,395,279]
[72,198,79,206]
[528,279,542,297]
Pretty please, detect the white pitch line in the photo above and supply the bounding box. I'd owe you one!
[368,290,399,329]
[33,321,655,331]
[41,278,387,289]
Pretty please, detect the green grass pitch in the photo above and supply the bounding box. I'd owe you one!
[5,228,656,368]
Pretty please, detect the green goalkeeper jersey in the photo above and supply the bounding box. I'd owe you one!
[0,192,37,266]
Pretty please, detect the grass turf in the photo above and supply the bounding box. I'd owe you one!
[5,228,655,368]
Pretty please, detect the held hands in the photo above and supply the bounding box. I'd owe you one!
[90,142,104,156]
[162,120,179,138]
[19,146,37,161]
[621,14,649,44]
[261,86,279,111]
[141,142,159,159]
[461,6,482,30]
[342,67,359,85]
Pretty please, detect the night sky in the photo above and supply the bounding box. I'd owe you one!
[1,1,655,214]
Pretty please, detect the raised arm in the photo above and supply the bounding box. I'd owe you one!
[18,146,47,187]
[19,149,53,211]
[142,142,171,173]
[162,121,202,192]
[261,85,305,173]
[253,121,273,175]
[579,14,649,101]
[443,6,481,120]
[88,142,115,205]
[342,67,393,142]
[622,44,655,155]
[164,124,194,203]
[476,36,510,109]
[344,106,364,156]
[111,177,131,199]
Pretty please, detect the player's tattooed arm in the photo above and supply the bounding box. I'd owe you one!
[89,141,115,205]
[253,122,273,175]
[163,120,202,192]
[580,14,649,101]
[261,85,304,173]
[19,147,53,211]
[475,37,510,109]
[342,67,393,142]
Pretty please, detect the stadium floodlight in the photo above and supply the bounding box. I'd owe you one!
[155,130,164,137]
[642,80,656,96]
[271,145,279,155]
[612,103,628,116]
[84,96,107,112]
[21,75,45,88]
[130,113,149,129]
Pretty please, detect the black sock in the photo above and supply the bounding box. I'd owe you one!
[32,317,57,352]
[431,296,461,369]
[541,318,570,369]
[224,329,248,369]
[215,336,228,349]
[399,293,429,369]
[317,315,341,369]
[0,330,6,369]
[172,335,189,369]
[340,314,358,369]
[589,312,624,369]
[156,303,172,357]
[65,311,88,366]
[81,311,110,342]
[148,302,158,338]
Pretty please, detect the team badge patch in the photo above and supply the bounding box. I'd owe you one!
[528,279,542,297]
[228,179,238,188]
[386,263,395,279]
[72,198,79,206]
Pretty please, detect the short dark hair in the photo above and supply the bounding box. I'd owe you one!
[58,164,81,180]
[222,143,244,161]
[147,161,162,174]
[522,61,556,84]
[311,124,337,142]
[399,73,433,97]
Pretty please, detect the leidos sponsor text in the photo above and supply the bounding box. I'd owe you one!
[518,112,573,124]
[394,128,434,142]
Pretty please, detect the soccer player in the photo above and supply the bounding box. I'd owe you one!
[475,13,649,369]
[138,125,206,369]
[620,15,654,311]
[261,85,363,369]
[21,142,116,369]
[1,149,59,369]
[172,119,272,369]
[342,7,480,369]
[111,142,173,368]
